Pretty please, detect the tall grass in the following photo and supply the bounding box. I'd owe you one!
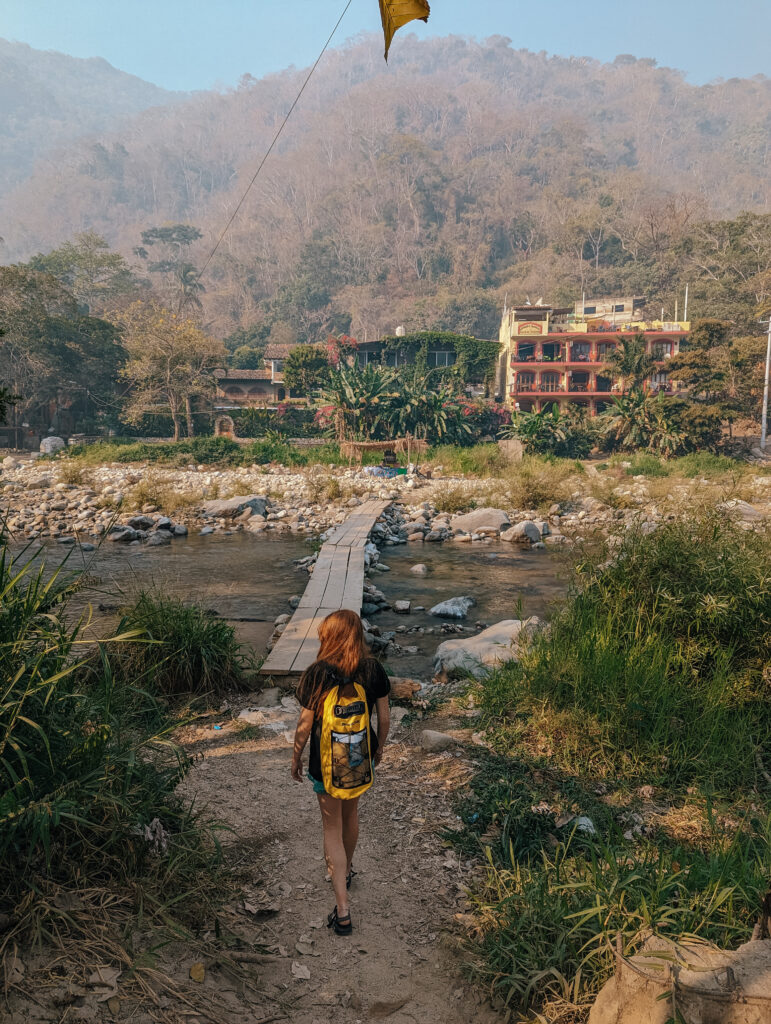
[484,514,771,789]
[426,443,510,477]
[116,591,250,697]
[452,514,771,1018]
[0,543,217,879]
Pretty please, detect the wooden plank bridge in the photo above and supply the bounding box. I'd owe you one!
[259,499,391,681]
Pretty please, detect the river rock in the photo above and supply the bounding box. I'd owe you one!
[718,498,766,522]
[200,526,214,535]
[201,494,268,519]
[394,600,411,614]
[107,527,138,542]
[429,596,476,619]
[419,730,457,752]
[433,617,542,679]
[146,530,172,546]
[2,456,18,469]
[410,563,429,575]
[39,436,65,455]
[173,523,188,536]
[128,515,155,530]
[501,521,542,544]
[450,507,510,534]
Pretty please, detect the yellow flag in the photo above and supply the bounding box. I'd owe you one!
[379,0,431,60]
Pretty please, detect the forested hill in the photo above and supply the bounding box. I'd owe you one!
[2,34,771,340]
[0,38,179,197]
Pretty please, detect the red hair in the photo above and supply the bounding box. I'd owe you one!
[317,609,368,678]
[297,610,369,714]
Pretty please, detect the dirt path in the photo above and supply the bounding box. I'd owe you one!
[175,708,500,1024]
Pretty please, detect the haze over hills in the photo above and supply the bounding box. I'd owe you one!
[1,34,770,339]
[0,38,180,197]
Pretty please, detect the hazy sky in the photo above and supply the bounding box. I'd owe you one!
[3,0,769,91]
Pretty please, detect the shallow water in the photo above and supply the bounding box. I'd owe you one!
[20,532,567,675]
[371,540,568,676]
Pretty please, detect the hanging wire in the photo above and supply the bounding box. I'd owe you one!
[198,0,355,280]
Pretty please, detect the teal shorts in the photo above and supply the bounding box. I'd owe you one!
[308,772,326,795]
[308,768,374,796]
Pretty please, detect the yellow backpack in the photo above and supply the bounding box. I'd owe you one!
[319,681,374,799]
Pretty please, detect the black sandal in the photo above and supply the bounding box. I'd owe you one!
[327,906,352,936]
[346,868,357,890]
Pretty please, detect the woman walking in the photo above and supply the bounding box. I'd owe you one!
[291,609,390,935]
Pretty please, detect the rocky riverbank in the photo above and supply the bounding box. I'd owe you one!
[2,453,769,551]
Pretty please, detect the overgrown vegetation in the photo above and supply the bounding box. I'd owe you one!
[453,515,771,1019]
[0,541,235,988]
[116,591,249,697]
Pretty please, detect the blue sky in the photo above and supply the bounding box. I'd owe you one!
[2,0,769,90]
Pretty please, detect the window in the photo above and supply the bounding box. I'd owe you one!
[516,372,536,392]
[651,341,671,360]
[384,350,406,367]
[540,372,561,392]
[614,304,625,312]
[358,350,378,367]
[583,305,596,315]
[427,350,456,368]
[272,360,284,372]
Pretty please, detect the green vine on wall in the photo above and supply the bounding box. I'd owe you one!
[376,331,500,387]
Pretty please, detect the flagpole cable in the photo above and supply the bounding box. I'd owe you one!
[199,0,355,279]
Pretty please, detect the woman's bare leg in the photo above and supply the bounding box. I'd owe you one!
[317,793,349,916]
[341,797,360,875]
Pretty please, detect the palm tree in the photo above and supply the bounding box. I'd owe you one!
[602,336,656,392]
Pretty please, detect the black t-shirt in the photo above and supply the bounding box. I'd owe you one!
[297,657,391,782]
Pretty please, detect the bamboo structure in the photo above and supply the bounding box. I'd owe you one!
[339,437,429,463]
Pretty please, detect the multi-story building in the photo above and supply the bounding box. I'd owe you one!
[497,297,690,414]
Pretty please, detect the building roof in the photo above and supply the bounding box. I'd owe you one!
[217,369,272,380]
[264,343,298,360]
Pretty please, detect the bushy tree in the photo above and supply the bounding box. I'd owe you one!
[283,344,329,395]
[112,302,225,440]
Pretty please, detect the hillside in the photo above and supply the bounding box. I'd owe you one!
[1,34,770,339]
[0,38,179,198]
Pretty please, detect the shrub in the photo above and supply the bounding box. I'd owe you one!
[426,443,509,477]
[0,543,214,881]
[432,484,476,514]
[116,592,249,697]
[624,453,670,477]
[482,513,771,789]
[504,455,581,511]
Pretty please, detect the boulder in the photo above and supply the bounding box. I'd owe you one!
[146,530,172,546]
[450,507,510,534]
[2,456,18,469]
[410,563,429,575]
[107,527,138,542]
[394,600,411,614]
[589,936,771,1024]
[433,617,542,679]
[200,494,268,519]
[173,523,188,537]
[429,596,476,619]
[127,515,155,530]
[39,436,65,455]
[501,520,542,544]
[419,730,457,752]
[719,498,766,523]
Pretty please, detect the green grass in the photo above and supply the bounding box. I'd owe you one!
[425,443,510,477]
[448,514,771,1019]
[0,541,223,886]
[115,591,251,697]
[59,436,387,469]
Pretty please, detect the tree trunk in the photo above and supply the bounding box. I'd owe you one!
[185,394,195,438]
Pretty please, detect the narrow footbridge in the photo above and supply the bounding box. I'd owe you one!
[259,499,391,681]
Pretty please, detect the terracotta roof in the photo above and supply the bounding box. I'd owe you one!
[218,369,272,380]
[264,343,298,360]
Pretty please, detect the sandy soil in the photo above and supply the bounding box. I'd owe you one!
[167,711,500,1024]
